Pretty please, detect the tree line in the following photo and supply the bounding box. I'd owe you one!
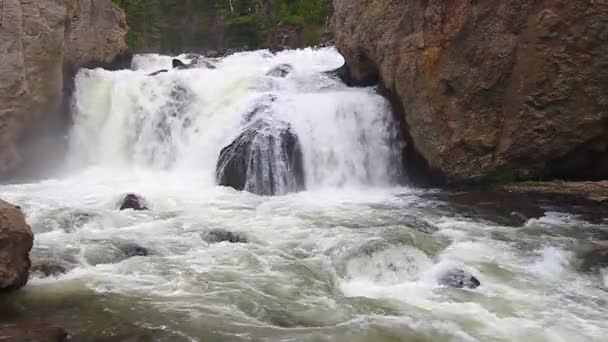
[111,0,332,53]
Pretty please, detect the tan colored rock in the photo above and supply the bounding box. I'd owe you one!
[0,200,33,292]
[332,0,608,184]
[0,0,126,175]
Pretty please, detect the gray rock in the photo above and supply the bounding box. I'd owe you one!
[438,269,481,289]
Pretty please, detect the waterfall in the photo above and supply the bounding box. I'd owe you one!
[69,47,402,194]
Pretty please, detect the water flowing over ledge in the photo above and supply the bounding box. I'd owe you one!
[0,48,606,342]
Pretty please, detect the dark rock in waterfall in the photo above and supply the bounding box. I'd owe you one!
[0,324,68,342]
[216,119,305,196]
[120,243,150,257]
[438,269,481,289]
[202,229,248,244]
[577,242,608,273]
[172,59,190,69]
[325,63,377,87]
[266,64,293,78]
[31,263,67,278]
[147,69,168,76]
[118,194,149,211]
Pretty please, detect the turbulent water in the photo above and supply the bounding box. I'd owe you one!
[1,48,607,342]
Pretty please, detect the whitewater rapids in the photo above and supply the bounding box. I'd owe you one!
[0,48,606,342]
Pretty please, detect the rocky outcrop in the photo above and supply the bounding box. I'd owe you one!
[0,0,127,176]
[332,0,608,184]
[0,200,33,292]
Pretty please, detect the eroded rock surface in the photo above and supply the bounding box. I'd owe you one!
[332,0,608,184]
[0,200,33,292]
[0,0,127,176]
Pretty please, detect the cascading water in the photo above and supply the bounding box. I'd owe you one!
[1,48,606,342]
[68,48,401,192]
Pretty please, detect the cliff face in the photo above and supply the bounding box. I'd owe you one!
[0,0,126,176]
[333,0,608,184]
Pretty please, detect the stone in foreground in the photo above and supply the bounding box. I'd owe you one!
[0,200,33,292]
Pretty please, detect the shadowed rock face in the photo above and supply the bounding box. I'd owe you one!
[332,0,608,184]
[0,200,33,292]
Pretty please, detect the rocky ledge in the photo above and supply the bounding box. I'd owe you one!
[0,200,33,292]
[332,0,608,185]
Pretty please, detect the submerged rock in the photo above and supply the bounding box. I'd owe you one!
[577,242,608,273]
[216,118,305,196]
[172,59,190,69]
[118,194,149,211]
[0,324,67,342]
[266,64,294,78]
[202,229,248,244]
[31,263,67,278]
[438,269,481,289]
[120,243,150,257]
[147,69,168,76]
[0,200,33,292]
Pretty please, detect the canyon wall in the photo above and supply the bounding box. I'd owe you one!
[0,0,127,176]
[333,0,608,184]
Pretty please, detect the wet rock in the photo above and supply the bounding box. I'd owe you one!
[266,64,293,78]
[172,59,190,70]
[0,324,68,342]
[147,69,168,76]
[118,194,149,211]
[0,200,33,292]
[31,263,67,278]
[119,243,150,257]
[216,118,305,196]
[438,269,481,289]
[202,229,248,244]
[577,242,608,273]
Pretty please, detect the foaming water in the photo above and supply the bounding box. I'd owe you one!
[1,48,606,341]
[69,47,400,188]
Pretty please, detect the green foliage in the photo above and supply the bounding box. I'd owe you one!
[519,180,543,187]
[113,0,332,52]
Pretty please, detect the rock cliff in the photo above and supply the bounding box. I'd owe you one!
[333,0,608,184]
[0,200,33,292]
[0,0,126,176]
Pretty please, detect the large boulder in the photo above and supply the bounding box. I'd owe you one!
[0,200,33,292]
[0,0,127,177]
[332,0,608,184]
[216,118,305,196]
